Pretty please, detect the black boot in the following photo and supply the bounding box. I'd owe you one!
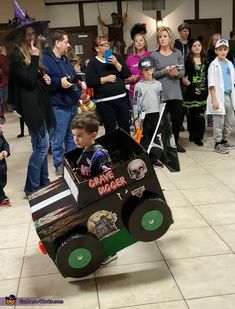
[177,143,186,153]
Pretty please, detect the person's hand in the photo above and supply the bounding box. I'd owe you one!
[0,151,7,160]
[43,74,51,85]
[61,76,73,89]
[168,66,179,77]
[108,55,118,65]
[105,74,117,83]
[135,120,140,129]
[212,99,220,110]
[29,41,40,56]
[182,76,191,86]
[127,75,139,83]
[195,88,201,95]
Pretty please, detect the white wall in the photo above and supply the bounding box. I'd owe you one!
[9,0,231,52]
[200,0,233,39]
[0,0,49,23]
[47,4,80,28]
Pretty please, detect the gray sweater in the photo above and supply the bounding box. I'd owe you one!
[133,79,162,120]
[151,49,184,101]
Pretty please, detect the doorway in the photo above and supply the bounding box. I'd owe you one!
[55,26,98,66]
[184,18,221,48]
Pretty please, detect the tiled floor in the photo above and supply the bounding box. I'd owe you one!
[1,112,235,309]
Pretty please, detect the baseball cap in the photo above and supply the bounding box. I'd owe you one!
[138,56,155,69]
[215,39,229,49]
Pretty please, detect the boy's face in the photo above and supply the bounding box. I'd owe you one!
[215,45,229,60]
[72,128,97,149]
[141,67,154,80]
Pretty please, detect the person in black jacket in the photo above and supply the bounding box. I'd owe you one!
[6,25,56,196]
[85,35,130,134]
[182,39,208,146]
[0,124,10,206]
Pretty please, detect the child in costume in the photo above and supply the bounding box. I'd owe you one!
[70,112,111,179]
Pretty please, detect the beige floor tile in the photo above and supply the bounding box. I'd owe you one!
[180,184,235,206]
[167,254,235,299]
[163,163,208,177]
[170,173,221,190]
[104,241,163,266]
[0,248,24,280]
[163,190,191,208]
[21,246,59,278]
[214,224,235,251]
[212,172,235,192]
[157,227,231,260]
[0,224,29,249]
[95,262,182,309]
[0,204,30,225]
[187,294,235,309]
[195,202,235,225]
[18,274,99,309]
[170,207,208,230]
[119,300,188,309]
[155,171,176,191]
[27,222,40,247]
[201,158,235,175]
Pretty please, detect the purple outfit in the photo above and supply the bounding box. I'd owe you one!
[126,51,151,98]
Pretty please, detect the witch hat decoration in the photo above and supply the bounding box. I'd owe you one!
[4,0,48,42]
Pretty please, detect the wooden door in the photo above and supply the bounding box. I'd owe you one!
[184,18,221,49]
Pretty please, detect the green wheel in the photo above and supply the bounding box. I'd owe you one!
[127,197,172,242]
[56,233,103,278]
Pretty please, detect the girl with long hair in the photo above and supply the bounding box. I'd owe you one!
[182,39,208,146]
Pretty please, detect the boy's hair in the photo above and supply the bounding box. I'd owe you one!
[71,112,99,134]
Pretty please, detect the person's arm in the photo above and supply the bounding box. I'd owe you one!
[42,55,63,92]
[1,135,10,158]
[113,54,130,78]
[9,52,40,89]
[209,86,220,110]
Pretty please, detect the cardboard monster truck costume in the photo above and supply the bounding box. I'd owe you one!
[29,129,173,278]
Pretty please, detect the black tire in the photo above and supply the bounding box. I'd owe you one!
[127,197,172,242]
[56,233,103,278]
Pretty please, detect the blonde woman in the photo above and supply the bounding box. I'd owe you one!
[126,33,151,105]
[151,26,186,152]
[7,25,55,195]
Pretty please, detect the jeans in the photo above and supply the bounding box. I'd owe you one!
[52,105,77,168]
[24,124,50,193]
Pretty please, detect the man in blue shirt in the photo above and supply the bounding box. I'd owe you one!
[43,30,81,176]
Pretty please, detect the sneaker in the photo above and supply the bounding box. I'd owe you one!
[213,144,229,154]
[55,165,63,177]
[222,142,235,150]
[0,199,12,207]
[101,254,118,265]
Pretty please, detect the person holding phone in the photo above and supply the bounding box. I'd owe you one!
[151,26,186,153]
[6,23,56,196]
[85,35,130,134]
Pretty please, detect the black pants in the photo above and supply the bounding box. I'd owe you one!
[0,161,7,201]
[140,112,160,150]
[186,106,206,142]
[96,96,130,135]
[165,100,183,144]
